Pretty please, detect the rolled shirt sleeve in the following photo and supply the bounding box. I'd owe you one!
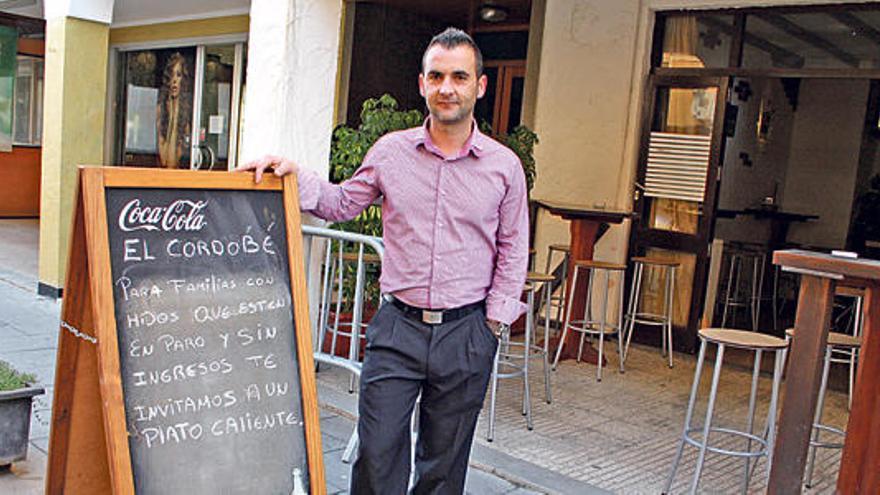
[295,151,382,223]
[485,160,529,326]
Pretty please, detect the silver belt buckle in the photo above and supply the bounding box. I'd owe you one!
[422,310,443,325]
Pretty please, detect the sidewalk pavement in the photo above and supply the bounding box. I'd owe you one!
[0,219,600,494]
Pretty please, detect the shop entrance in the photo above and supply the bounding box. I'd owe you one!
[629,75,730,351]
[113,41,246,170]
[631,4,880,350]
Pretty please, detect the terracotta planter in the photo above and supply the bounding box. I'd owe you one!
[0,386,44,467]
[321,307,377,358]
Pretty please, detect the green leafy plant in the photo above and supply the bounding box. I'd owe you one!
[0,360,36,391]
[327,95,422,306]
[478,121,539,193]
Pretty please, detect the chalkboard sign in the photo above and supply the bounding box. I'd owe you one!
[47,167,324,495]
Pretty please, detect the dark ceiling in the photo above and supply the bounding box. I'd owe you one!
[355,0,532,29]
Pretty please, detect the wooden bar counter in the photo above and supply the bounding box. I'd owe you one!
[770,250,880,494]
[535,199,631,362]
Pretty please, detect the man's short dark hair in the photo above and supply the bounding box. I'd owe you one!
[422,27,484,77]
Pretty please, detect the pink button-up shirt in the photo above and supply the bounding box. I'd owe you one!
[297,120,528,325]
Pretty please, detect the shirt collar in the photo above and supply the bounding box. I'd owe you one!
[413,117,485,160]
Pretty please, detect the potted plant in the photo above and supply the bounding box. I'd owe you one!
[0,360,44,468]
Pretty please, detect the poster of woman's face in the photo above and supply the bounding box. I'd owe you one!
[155,49,195,168]
[121,48,195,168]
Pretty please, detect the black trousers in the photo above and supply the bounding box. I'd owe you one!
[350,302,498,495]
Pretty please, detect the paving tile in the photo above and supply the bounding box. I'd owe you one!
[0,221,853,494]
[464,467,519,494]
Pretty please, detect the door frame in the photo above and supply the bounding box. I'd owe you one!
[628,74,730,351]
[107,34,247,170]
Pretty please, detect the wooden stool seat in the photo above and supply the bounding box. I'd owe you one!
[835,285,865,298]
[549,244,570,252]
[785,328,861,349]
[527,271,556,283]
[631,256,680,267]
[573,259,626,271]
[341,251,381,263]
[699,328,788,350]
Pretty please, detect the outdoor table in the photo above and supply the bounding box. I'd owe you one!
[770,249,880,493]
[717,208,818,249]
[534,199,631,362]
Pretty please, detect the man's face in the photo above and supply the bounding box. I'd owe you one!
[419,44,487,126]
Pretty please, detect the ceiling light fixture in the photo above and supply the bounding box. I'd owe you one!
[479,4,509,23]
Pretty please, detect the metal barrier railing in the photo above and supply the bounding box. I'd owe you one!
[301,225,384,463]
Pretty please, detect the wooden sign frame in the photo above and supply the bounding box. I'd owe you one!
[46,166,325,494]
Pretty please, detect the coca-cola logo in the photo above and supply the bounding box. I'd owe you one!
[119,199,208,232]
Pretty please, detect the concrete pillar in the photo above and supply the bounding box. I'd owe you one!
[38,0,112,296]
[240,0,343,177]
[241,0,344,335]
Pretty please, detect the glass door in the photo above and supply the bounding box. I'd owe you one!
[191,43,244,170]
[629,75,729,350]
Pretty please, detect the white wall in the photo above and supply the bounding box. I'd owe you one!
[783,79,870,249]
[715,77,795,244]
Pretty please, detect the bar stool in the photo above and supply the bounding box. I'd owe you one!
[623,257,678,368]
[544,244,571,328]
[784,328,861,488]
[833,286,864,409]
[552,260,626,381]
[665,328,787,494]
[527,271,555,403]
[486,283,535,441]
[721,249,766,331]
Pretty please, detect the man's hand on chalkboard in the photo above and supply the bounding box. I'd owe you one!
[237,155,298,183]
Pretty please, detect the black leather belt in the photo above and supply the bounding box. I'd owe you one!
[387,296,485,325]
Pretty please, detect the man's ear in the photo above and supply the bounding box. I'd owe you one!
[477,74,488,99]
[418,73,426,98]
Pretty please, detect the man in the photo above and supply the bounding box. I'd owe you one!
[240,27,528,494]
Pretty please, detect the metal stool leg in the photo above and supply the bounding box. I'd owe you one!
[750,256,760,331]
[487,341,502,442]
[665,339,708,493]
[553,265,580,369]
[690,343,726,494]
[754,254,766,331]
[666,266,675,368]
[742,349,763,493]
[722,255,738,328]
[542,280,553,403]
[596,269,608,382]
[623,262,643,361]
[805,345,833,488]
[617,270,626,373]
[763,348,785,486]
[523,290,533,430]
[342,429,358,464]
[848,295,863,410]
[576,267,593,363]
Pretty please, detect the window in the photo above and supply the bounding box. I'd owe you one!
[658,14,736,69]
[13,55,43,146]
[115,42,246,170]
[742,10,880,70]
